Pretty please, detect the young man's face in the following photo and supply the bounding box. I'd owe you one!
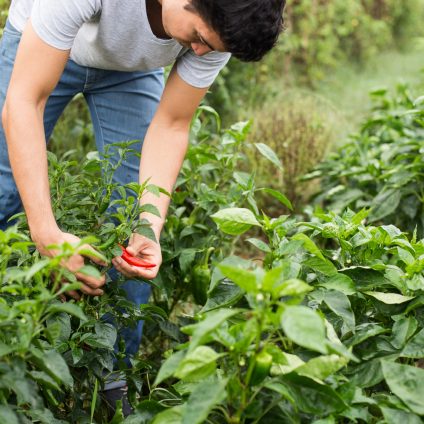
[160,0,226,56]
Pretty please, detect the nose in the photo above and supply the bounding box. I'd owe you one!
[191,42,212,56]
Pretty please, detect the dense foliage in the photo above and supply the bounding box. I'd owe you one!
[1,104,424,423]
[305,84,424,238]
[1,1,424,422]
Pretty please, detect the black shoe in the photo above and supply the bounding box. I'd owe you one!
[102,385,134,418]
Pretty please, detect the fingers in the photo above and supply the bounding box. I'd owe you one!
[66,290,81,300]
[57,252,106,298]
[78,284,104,297]
[63,252,106,289]
[60,290,81,301]
[77,243,108,267]
[46,235,107,299]
[112,256,159,280]
[75,270,106,290]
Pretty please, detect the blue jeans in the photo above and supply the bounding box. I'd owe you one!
[0,20,164,383]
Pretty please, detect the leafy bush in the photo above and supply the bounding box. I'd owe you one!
[0,141,173,422]
[142,204,424,423]
[0,110,289,421]
[1,106,424,423]
[244,91,339,213]
[305,84,424,237]
[0,0,7,36]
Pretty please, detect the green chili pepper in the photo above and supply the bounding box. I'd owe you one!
[96,233,117,251]
[249,350,273,386]
[191,247,214,305]
[192,265,210,305]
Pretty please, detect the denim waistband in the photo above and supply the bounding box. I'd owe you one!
[4,19,22,36]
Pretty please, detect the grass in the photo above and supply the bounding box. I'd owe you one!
[314,47,424,142]
[237,45,424,212]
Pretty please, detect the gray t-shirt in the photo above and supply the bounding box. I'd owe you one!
[8,0,231,88]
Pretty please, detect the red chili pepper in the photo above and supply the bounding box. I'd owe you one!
[119,245,156,268]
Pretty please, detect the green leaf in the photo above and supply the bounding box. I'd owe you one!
[0,406,19,424]
[351,208,370,225]
[370,189,401,222]
[182,309,241,353]
[2,371,39,407]
[259,188,293,210]
[0,342,15,356]
[32,349,73,388]
[380,407,422,424]
[211,208,260,235]
[312,418,336,424]
[136,225,157,242]
[140,203,161,217]
[381,361,424,414]
[318,274,356,295]
[29,371,61,391]
[342,267,390,290]
[270,352,305,376]
[217,265,259,293]
[349,358,384,388]
[391,316,418,350]
[175,347,221,382]
[77,265,101,279]
[296,355,348,382]
[152,405,184,424]
[25,259,50,282]
[281,306,328,354]
[397,247,415,266]
[209,256,252,293]
[401,329,424,358]
[364,291,414,304]
[46,302,87,321]
[344,323,387,347]
[312,290,355,333]
[263,268,312,298]
[292,233,325,260]
[154,350,186,386]
[255,143,284,170]
[77,248,108,264]
[277,278,313,297]
[182,377,227,424]
[179,248,197,274]
[201,282,244,313]
[96,322,117,346]
[110,400,124,424]
[129,401,166,424]
[264,381,296,404]
[84,323,117,350]
[246,238,271,253]
[304,257,338,276]
[56,282,82,296]
[280,374,347,415]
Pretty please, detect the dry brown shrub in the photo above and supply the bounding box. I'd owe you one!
[245,90,343,214]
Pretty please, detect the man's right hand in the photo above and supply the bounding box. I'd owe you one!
[34,230,107,300]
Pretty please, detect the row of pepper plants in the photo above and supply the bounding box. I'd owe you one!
[0,89,423,423]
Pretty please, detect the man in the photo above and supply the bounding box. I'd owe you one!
[0,0,285,413]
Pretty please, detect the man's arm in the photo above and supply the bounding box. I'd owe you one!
[2,21,106,295]
[2,21,69,242]
[139,66,209,236]
[112,66,209,278]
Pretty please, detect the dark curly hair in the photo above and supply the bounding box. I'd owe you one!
[185,0,286,62]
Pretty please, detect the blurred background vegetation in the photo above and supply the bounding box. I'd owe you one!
[1,0,424,212]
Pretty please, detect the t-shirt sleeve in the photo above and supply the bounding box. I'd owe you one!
[30,0,102,50]
[176,50,231,88]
